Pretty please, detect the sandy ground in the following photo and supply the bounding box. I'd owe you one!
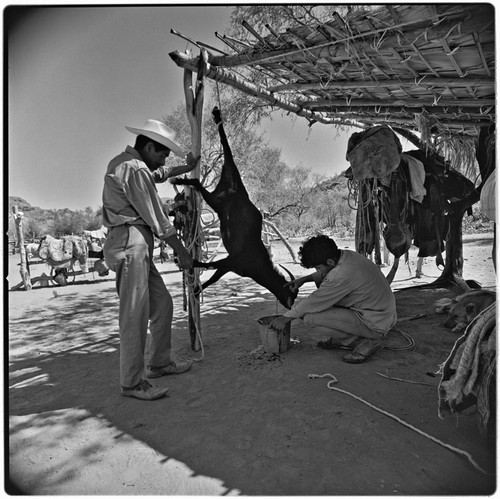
[7,233,497,495]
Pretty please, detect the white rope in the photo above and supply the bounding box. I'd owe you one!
[183,213,205,362]
[308,373,491,476]
[176,191,206,363]
[376,372,437,387]
[187,279,205,362]
[384,326,415,351]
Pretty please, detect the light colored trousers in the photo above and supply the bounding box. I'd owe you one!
[104,225,173,388]
[303,307,384,347]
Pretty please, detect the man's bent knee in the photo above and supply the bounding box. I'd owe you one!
[303,313,319,328]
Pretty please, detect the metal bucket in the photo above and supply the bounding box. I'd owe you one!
[257,315,291,354]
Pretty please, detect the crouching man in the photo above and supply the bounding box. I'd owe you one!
[270,235,397,363]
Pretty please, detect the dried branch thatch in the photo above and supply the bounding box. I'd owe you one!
[170,4,495,169]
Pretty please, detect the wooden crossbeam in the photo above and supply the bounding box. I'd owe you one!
[310,105,493,116]
[169,49,356,126]
[268,76,494,93]
[302,97,495,108]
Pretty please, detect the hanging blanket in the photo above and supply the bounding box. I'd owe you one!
[402,153,427,203]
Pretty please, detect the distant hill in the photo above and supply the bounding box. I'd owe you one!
[8,196,57,220]
[9,196,34,212]
[8,196,61,231]
[7,196,178,241]
[8,197,58,239]
[8,196,176,214]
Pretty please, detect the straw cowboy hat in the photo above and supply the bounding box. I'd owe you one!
[125,119,184,157]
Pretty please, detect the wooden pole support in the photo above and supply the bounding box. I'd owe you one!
[183,49,207,351]
[263,219,298,263]
[12,205,32,291]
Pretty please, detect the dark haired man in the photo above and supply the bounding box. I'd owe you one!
[270,235,397,363]
[103,119,199,400]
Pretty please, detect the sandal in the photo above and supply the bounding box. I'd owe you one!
[342,340,382,364]
[317,338,355,350]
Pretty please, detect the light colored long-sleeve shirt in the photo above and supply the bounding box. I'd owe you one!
[284,250,397,333]
[102,146,176,240]
[152,164,175,183]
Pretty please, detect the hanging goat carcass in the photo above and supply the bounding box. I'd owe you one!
[172,107,298,309]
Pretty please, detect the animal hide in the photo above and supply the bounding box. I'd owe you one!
[381,162,413,257]
[346,126,402,180]
[438,303,496,433]
[383,222,412,258]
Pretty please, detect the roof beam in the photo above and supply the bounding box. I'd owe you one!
[268,76,494,93]
[169,49,362,128]
[302,98,495,108]
[355,115,489,128]
[310,106,494,116]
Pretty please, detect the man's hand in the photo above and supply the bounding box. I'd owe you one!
[164,234,193,270]
[175,247,193,270]
[284,277,306,293]
[270,315,293,333]
[284,271,323,292]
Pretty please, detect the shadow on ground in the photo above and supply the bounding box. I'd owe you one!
[8,278,496,495]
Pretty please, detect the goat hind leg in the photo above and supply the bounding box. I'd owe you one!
[194,258,231,289]
[201,267,231,289]
[212,107,240,192]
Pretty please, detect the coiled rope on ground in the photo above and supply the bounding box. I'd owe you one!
[308,373,491,476]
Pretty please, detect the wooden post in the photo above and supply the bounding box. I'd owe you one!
[263,219,298,263]
[12,206,32,291]
[183,49,206,350]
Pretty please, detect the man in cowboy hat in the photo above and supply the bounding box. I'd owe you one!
[102,119,200,401]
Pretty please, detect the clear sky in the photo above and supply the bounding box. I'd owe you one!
[7,5,354,211]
